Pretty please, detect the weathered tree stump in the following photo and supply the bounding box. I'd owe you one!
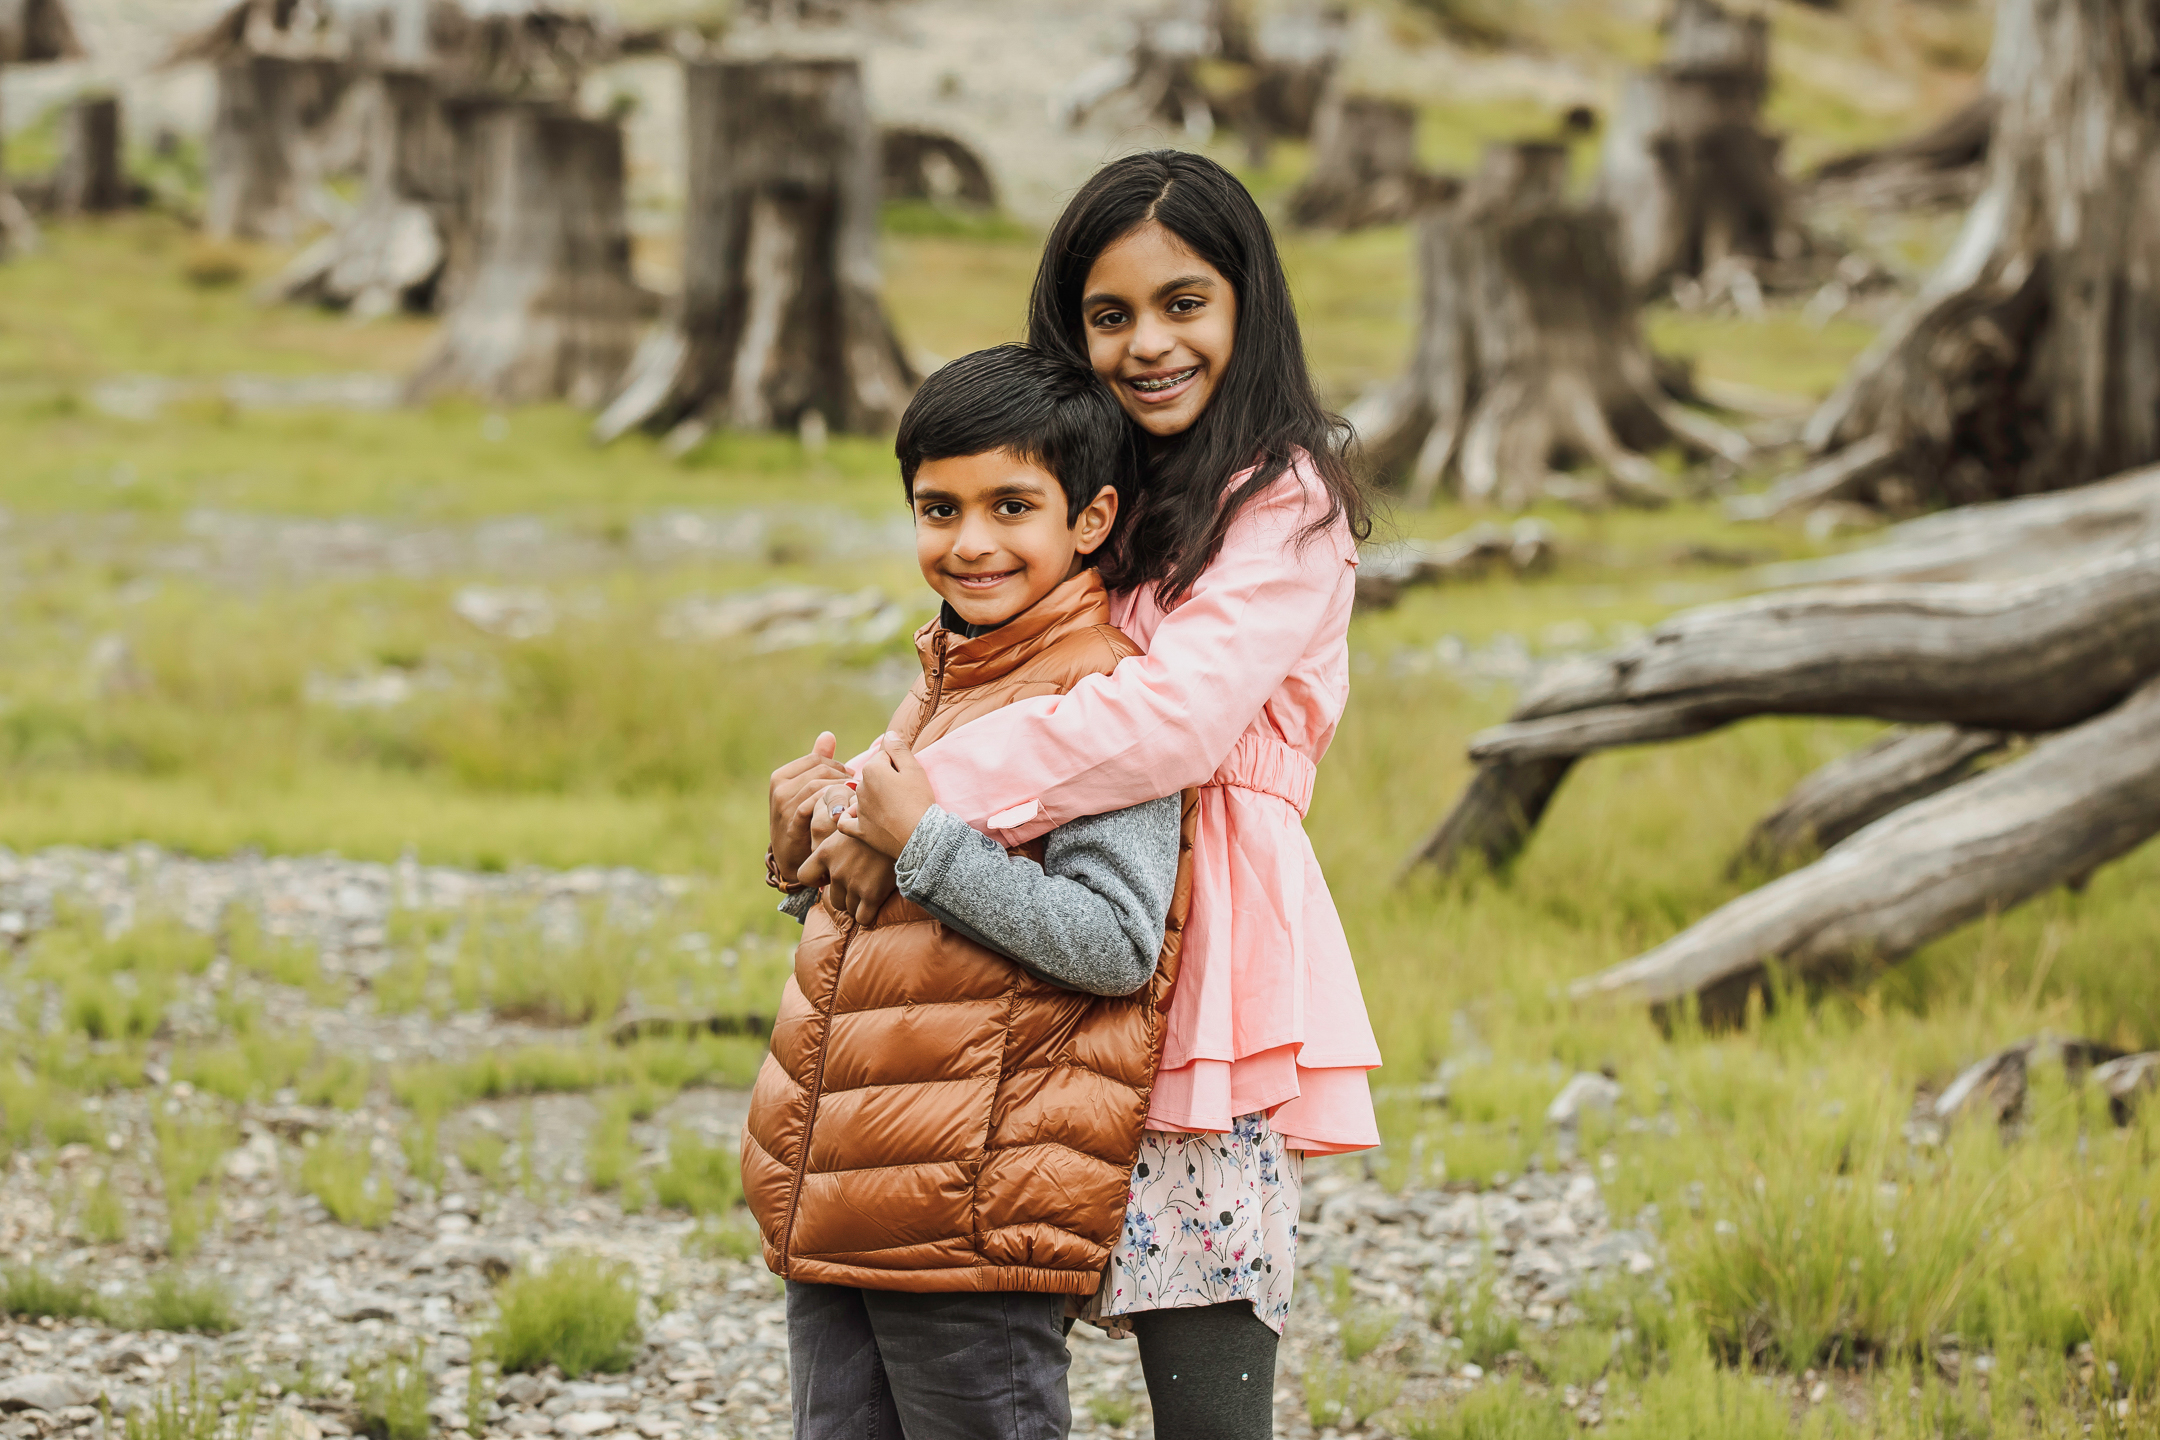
[880,126,996,210]
[0,0,87,256]
[204,54,352,241]
[1571,674,2160,1012]
[595,58,913,443]
[54,94,128,215]
[1286,94,1427,230]
[269,71,461,315]
[1230,4,1344,162]
[1596,0,1804,297]
[1348,142,1746,508]
[407,104,648,407]
[264,6,629,317]
[1786,0,2160,511]
[1734,724,2009,874]
[1811,94,1995,212]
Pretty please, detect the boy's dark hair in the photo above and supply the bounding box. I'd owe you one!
[1027,150,1372,603]
[895,344,1136,525]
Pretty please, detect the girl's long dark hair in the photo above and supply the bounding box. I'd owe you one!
[1027,150,1371,602]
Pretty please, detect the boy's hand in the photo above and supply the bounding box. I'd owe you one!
[840,735,936,859]
[797,832,898,927]
[768,732,847,883]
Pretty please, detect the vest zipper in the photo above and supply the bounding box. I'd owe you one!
[779,633,946,1274]
[923,628,951,726]
[779,908,850,1277]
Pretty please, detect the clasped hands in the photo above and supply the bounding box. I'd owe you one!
[766,730,939,926]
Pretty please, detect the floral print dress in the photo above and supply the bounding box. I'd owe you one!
[1077,1111,1304,1335]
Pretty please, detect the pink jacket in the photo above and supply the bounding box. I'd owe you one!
[915,462,1381,1153]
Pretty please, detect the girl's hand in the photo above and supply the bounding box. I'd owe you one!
[768,732,847,882]
[797,831,898,927]
[838,734,936,859]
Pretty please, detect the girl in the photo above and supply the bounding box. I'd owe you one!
[783,149,1380,1440]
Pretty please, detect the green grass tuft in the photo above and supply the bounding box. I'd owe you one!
[135,1271,240,1334]
[1396,1377,1572,1440]
[350,1345,430,1440]
[1,1262,108,1321]
[488,1251,642,1378]
[652,1126,741,1217]
[300,1136,397,1229]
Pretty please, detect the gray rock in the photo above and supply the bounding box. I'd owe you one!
[497,1376,547,1408]
[1546,1072,1622,1128]
[0,1375,95,1413]
[555,1412,617,1436]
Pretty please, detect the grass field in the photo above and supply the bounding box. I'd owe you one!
[1,121,2154,1435]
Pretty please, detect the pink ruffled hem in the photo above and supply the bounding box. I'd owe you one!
[1146,1046,1380,1155]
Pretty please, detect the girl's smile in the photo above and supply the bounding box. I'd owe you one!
[1081,222,1237,438]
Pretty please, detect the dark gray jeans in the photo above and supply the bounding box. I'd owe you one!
[785,1281,1073,1440]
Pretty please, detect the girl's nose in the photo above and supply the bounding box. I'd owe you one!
[1128,314,1175,363]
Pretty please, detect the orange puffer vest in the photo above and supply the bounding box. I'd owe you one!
[742,569,1195,1294]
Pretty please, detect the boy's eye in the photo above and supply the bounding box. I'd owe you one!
[994,499,1032,517]
[920,502,957,520]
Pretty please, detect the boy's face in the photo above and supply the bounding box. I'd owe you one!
[910,450,1119,629]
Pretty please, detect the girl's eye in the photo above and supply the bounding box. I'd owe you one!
[1092,308,1129,329]
[1168,296,1203,315]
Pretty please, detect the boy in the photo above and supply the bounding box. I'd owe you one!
[744,345,1191,1440]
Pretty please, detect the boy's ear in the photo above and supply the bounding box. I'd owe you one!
[1072,484,1121,556]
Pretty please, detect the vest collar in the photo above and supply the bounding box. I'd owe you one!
[914,568,1112,692]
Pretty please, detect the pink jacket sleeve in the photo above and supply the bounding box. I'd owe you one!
[915,472,1353,846]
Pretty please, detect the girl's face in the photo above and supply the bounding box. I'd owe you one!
[1080,222,1237,439]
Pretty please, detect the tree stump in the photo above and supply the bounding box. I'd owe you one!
[54,94,128,215]
[1348,142,1747,508]
[880,126,996,210]
[0,0,87,256]
[269,71,462,315]
[205,55,352,242]
[1810,95,1995,212]
[1787,0,2160,510]
[407,104,649,407]
[595,58,913,443]
[1286,94,1427,229]
[1595,0,1804,296]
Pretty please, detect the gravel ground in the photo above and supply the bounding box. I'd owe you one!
[0,846,1661,1439]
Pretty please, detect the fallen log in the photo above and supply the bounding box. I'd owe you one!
[1735,724,2009,873]
[1400,756,1574,881]
[1755,462,2160,588]
[1472,539,2160,765]
[1354,520,1556,611]
[1570,675,2160,1009]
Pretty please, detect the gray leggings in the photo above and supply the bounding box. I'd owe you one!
[1130,1302,1279,1439]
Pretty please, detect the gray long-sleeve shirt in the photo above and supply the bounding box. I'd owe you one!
[896,797,1181,996]
[782,796,1182,997]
